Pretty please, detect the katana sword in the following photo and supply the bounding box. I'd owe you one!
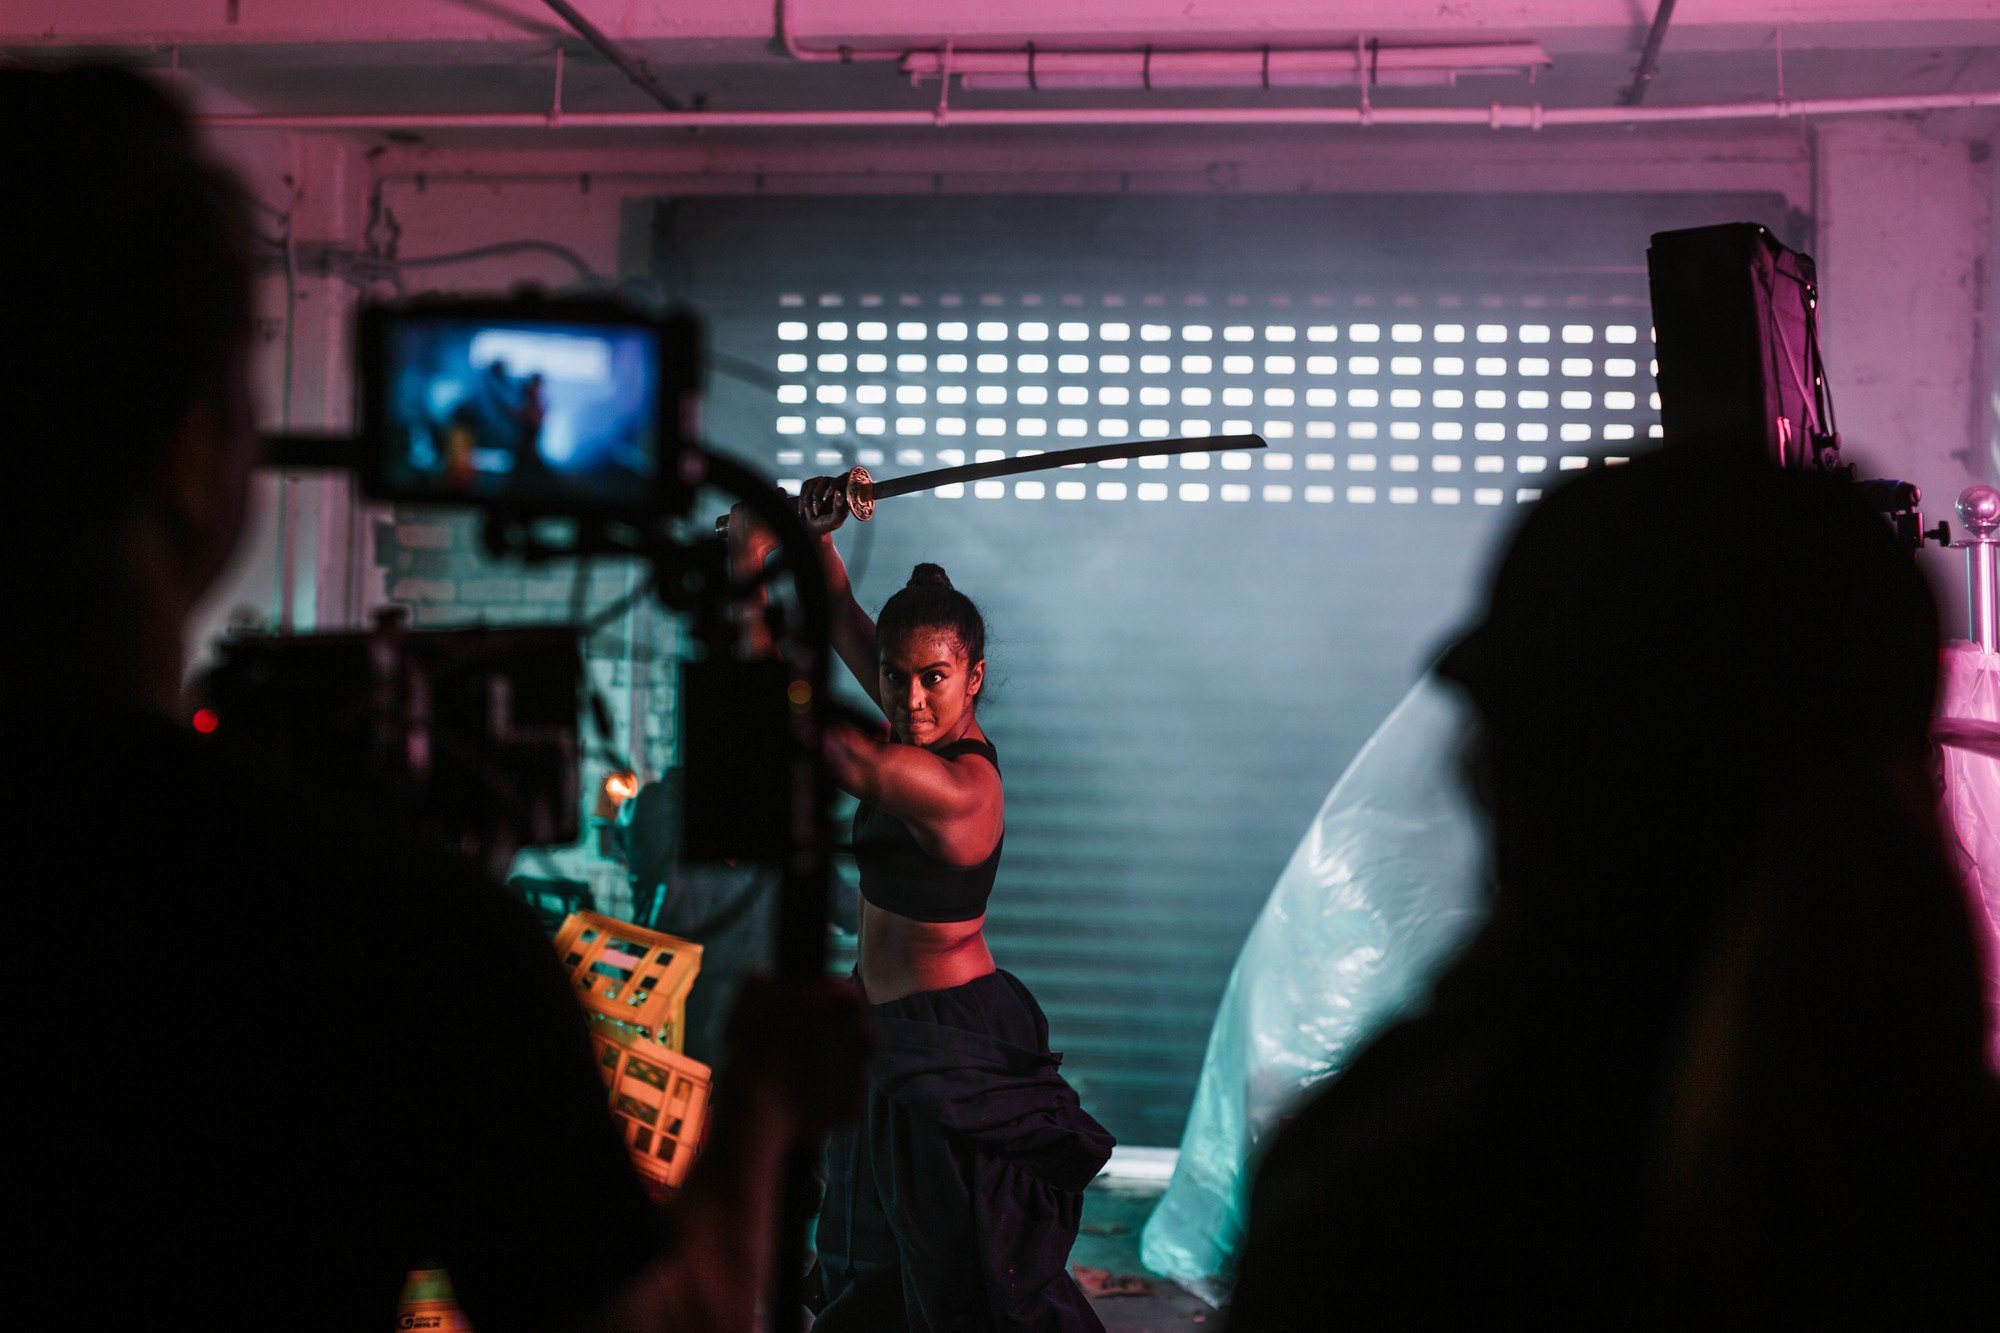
[716,433,1266,537]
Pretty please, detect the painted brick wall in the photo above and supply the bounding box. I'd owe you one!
[373,510,682,919]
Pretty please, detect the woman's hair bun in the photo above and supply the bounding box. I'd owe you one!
[878,562,986,698]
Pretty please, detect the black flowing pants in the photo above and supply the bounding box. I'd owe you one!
[814,970,1109,1333]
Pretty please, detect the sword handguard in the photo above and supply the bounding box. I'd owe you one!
[845,466,876,523]
[715,465,877,539]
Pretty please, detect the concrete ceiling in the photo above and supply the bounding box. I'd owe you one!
[5,1,1996,131]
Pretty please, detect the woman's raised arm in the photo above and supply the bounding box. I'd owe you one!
[827,726,1002,865]
[728,475,884,713]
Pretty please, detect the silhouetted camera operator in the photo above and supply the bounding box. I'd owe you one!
[0,65,864,1332]
[1227,448,1999,1329]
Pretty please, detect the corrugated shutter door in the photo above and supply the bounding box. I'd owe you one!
[659,191,1794,1146]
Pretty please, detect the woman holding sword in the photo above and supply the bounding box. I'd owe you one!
[729,474,1113,1333]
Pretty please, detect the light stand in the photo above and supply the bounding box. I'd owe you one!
[1956,485,2000,653]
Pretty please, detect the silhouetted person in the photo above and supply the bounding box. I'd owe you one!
[449,358,548,486]
[0,66,863,1332]
[519,370,549,477]
[1227,448,1999,1329]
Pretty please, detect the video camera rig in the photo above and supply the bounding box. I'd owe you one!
[240,292,830,1329]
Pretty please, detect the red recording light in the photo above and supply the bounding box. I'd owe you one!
[191,708,219,735]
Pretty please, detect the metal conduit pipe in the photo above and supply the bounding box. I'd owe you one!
[779,5,1549,87]
[1621,0,1680,107]
[198,88,2000,132]
[778,0,902,62]
[899,44,1554,89]
[541,0,685,109]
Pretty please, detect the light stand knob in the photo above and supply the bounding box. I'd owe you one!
[1956,484,2000,540]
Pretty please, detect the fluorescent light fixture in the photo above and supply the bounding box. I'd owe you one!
[903,43,1551,92]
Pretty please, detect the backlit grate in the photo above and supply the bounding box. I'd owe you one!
[765,301,1657,501]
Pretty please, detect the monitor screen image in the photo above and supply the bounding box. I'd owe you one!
[378,317,663,510]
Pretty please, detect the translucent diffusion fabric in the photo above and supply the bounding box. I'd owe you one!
[1936,642,2000,1070]
[1140,674,1491,1301]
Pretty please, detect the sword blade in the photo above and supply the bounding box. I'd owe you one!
[868,433,1265,501]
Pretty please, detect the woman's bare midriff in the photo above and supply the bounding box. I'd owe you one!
[855,899,995,1004]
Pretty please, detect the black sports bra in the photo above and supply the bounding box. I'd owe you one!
[851,737,1002,924]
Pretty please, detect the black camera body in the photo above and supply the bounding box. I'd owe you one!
[203,620,585,871]
[232,295,706,862]
[241,295,808,869]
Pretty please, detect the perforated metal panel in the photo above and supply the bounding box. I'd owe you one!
[764,309,1656,507]
[657,192,1795,1145]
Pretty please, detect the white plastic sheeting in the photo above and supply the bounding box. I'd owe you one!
[1936,642,2000,1070]
[1140,674,1490,1299]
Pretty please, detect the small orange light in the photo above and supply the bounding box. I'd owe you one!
[593,768,641,822]
[191,708,219,734]
[787,679,812,708]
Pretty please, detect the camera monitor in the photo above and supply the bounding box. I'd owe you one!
[359,298,692,515]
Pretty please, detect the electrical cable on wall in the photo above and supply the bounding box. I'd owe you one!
[384,239,603,282]
[257,236,609,297]
[272,195,299,632]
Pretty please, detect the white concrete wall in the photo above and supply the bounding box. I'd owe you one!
[186,125,380,671]
[1816,116,1995,634]
[1989,131,2000,482]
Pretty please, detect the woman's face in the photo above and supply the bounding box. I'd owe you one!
[879,627,983,747]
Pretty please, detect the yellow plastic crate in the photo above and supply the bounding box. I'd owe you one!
[396,1267,473,1331]
[587,1015,713,1198]
[552,911,703,1051]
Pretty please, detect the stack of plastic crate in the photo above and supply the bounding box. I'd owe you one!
[396,912,714,1327]
[395,1266,473,1331]
[552,910,712,1200]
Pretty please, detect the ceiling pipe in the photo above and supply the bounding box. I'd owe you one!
[197,88,2000,133]
[899,44,1552,92]
[540,0,685,110]
[1621,0,1679,107]
[779,0,900,63]
[778,0,1548,92]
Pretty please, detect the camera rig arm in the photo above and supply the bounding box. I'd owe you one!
[667,448,833,1333]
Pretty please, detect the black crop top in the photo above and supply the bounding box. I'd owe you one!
[851,737,1002,924]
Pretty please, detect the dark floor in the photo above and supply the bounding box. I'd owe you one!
[1072,1179,1221,1332]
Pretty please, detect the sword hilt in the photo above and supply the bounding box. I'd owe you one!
[844,465,876,522]
[715,465,875,540]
